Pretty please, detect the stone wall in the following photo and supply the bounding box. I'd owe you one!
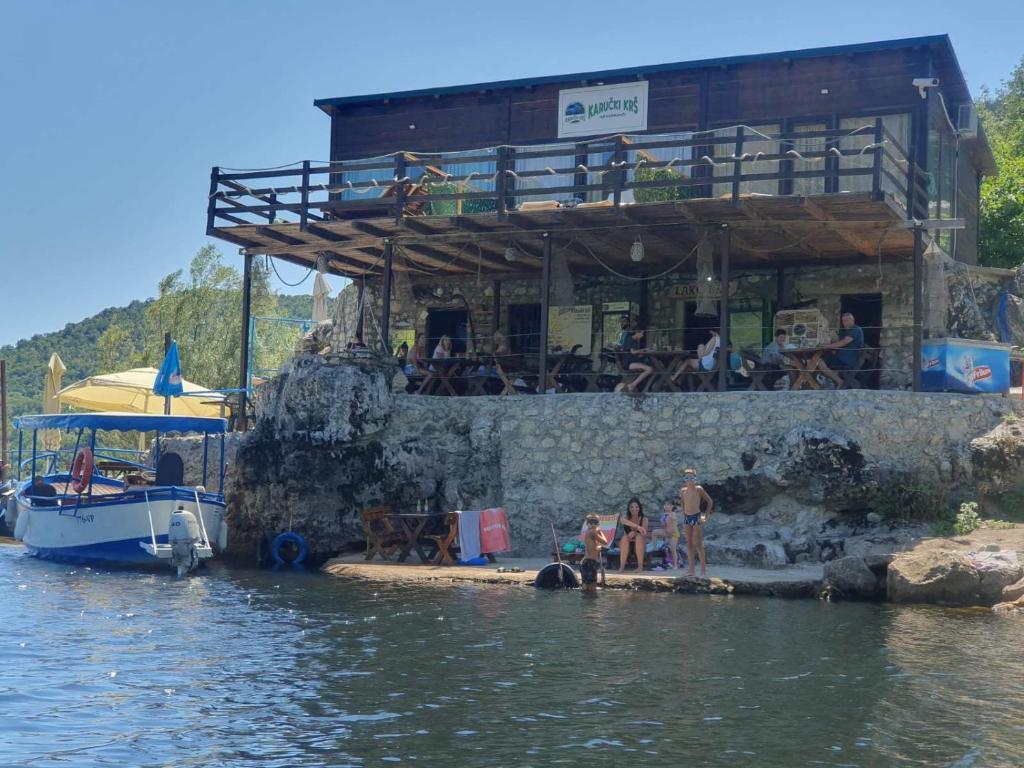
[223,356,1023,564]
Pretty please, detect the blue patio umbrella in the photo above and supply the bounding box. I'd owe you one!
[153,342,184,414]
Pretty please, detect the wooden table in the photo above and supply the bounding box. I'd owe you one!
[385,512,449,562]
[782,346,832,390]
[416,358,466,396]
[642,350,694,392]
[490,354,539,395]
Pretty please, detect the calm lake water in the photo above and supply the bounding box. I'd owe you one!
[2,545,1023,768]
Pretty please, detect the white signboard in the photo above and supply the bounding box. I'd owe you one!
[548,305,593,355]
[557,82,649,138]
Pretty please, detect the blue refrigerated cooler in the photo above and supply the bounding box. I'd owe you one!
[921,338,1011,394]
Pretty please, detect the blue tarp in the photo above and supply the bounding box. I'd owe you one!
[14,412,227,434]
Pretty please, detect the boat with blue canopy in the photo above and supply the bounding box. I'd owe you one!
[6,412,228,573]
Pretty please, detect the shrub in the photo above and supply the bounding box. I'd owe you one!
[633,167,698,203]
[869,482,952,523]
[953,502,981,536]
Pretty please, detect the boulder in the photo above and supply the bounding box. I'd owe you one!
[992,596,1024,615]
[704,538,788,569]
[824,556,882,599]
[1002,576,1024,603]
[887,549,1023,606]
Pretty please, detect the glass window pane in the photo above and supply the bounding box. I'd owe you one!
[628,132,695,203]
[712,124,781,197]
[791,123,826,196]
[513,143,576,206]
[838,118,874,194]
[423,148,497,215]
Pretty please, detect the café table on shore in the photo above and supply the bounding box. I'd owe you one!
[416,357,466,396]
[782,346,833,390]
[385,512,449,562]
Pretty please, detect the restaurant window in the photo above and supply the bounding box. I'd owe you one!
[711,124,781,197]
[508,304,541,354]
[838,114,910,196]
[513,143,576,207]
[926,104,957,253]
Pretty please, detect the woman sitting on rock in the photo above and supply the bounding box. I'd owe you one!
[618,497,648,572]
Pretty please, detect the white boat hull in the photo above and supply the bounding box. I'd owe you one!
[14,486,226,566]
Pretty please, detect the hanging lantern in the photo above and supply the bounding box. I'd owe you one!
[630,235,645,263]
[695,236,717,317]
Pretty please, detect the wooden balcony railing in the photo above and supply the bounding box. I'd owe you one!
[207,121,927,235]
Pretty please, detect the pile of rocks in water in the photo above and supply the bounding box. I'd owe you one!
[823,545,1024,608]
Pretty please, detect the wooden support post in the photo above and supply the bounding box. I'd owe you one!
[238,254,253,431]
[355,281,366,341]
[912,225,923,392]
[612,135,625,209]
[495,147,509,220]
[538,233,552,394]
[206,166,219,235]
[394,153,407,225]
[871,117,884,199]
[381,239,393,354]
[776,266,785,312]
[731,127,745,203]
[299,161,310,231]
[492,280,502,332]
[718,227,731,392]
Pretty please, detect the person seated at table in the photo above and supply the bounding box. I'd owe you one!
[614,326,654,393]
[406,335,428,375]
[618,497,648,572]
[614,314,632,350]
[395,341,409,365]
[814,312,864,388]
[433,335,453,360]
[758,329,792,388]
[676,330,721,374]
[28,475,58,507]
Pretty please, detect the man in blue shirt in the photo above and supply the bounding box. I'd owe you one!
[817,312,865,387]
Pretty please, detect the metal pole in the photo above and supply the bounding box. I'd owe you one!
[537,233,552,394]
[1,359,7,479]
[381,239,393,354]
[355,282,366,341]
[718,227,731,392]
[163,333,172,415]
[238,253,254,431]
[912,225,924,392]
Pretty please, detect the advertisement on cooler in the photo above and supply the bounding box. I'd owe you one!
[920,339,1010,394]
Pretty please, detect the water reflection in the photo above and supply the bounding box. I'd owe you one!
[2,545,1022,767]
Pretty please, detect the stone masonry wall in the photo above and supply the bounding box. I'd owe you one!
[223,356,1022,563]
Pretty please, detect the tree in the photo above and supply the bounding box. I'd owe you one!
[979,56,1024,268]
[95,323,140,373]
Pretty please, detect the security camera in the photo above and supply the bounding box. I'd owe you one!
[912,77,940,99]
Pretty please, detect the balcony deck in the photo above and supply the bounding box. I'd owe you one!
[207,124,925,279]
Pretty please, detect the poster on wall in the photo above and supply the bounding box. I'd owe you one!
[548,306,593,354]
[557,82,649,138]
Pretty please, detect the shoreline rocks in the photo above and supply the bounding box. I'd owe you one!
[887,549,1022,606]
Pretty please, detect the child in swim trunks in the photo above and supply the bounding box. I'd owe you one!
[649,501,681,569]
[680,467,714,577]
[581,514,608,593]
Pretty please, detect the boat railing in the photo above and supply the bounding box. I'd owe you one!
[192,488,211,546]
[143,490,157,550]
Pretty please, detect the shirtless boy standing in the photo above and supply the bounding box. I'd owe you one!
[581,514,609,593]
[680,468,714,577]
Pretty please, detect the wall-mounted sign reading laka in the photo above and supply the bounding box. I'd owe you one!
[557,82,648,138]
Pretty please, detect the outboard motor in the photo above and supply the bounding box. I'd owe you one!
[168,505,202,577]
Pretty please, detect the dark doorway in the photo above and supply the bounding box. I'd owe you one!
[840,293,882,387]
[684,302,719,352]
[426,309,468,357]
[508,303,541,354]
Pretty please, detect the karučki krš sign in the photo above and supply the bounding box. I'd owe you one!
[557,81,649,138]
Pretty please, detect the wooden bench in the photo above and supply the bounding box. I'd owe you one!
[361,505,402,560]
[424,512,460,565]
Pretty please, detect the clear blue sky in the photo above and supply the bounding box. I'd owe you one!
[1,0,1021,347]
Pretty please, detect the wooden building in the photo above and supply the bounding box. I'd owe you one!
[206,34,995,409]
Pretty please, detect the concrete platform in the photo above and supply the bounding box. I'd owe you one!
[322,553,825,598]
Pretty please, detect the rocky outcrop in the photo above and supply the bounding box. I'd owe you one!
[823,556,884,600]
[887,549,1023,606]
[969,420,1024,495]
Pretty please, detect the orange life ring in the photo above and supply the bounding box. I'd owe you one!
[71,447,94,494]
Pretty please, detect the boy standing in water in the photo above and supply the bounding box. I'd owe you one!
[680,468,714,577]
[581,514,609,593]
